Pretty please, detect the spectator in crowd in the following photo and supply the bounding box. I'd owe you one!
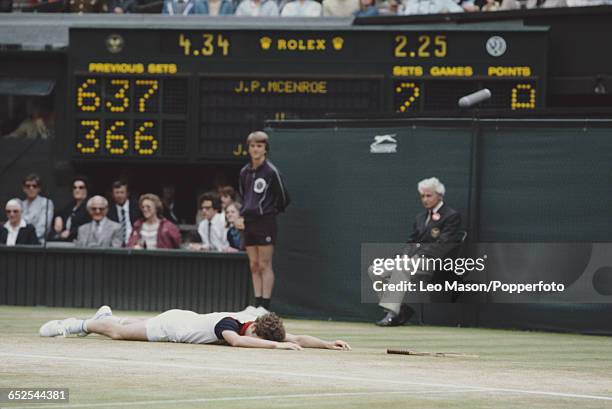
[322,0,359,16]
[127,194,181,250]
[239,131,290,313]
[491,0,569,9]
[107,180,140,247]
[480,0,500,10]
[20,173,53,243]
[399,0,463,14]
[377,0,398,14]
[161,184,180,225]
[67,0,110,12]
[75,196,122,248]
[353,0,378,16]
[50,176,90,242]
[481,0,520,10]
[225,202,243,252]
[162,0,205,14]
[369,177,461,326]
[236,0,279,16]
[200,0,235,14]
[194,188,216,227]
[5,98,54,140]
[280,0,322,16]
[191,192,229,252]
[457,0,479,10]
[218,185,238,212]
[108,0,136,13]
[0,199,39,246]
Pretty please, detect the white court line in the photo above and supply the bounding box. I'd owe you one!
[3,389,493,409]
[1,352,611,402]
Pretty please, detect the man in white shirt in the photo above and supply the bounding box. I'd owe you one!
[193,192,229,252]
[281,0,322,16]
[20,173,53,243]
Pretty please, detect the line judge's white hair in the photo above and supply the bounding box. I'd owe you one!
[87,195,108,210]
[5,198,23,211]
[417,177,445,197]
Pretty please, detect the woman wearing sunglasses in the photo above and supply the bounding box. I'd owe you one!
[49,176,91,242]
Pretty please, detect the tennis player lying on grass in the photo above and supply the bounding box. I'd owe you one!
[39,306,351,351]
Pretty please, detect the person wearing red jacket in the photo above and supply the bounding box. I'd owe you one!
[127,193,181,249]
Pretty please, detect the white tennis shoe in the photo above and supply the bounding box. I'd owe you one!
[92,305,112,320]
[39,318,84,337]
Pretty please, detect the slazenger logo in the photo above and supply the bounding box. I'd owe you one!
[370,134,397,154]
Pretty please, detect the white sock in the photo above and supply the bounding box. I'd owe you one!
[67,319,86,334]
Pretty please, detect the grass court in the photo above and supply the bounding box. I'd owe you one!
[1,306,611,409]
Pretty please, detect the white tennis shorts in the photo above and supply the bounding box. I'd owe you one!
[146,309,199,342]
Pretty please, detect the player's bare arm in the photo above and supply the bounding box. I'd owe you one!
[221,330,303,350]
[284,333,351,350]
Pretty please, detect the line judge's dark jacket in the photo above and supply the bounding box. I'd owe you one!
[404,203,461,259]
[0,224,40,245]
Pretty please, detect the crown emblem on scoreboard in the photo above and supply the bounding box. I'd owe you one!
[106,34,124,54]
[332,37,344,51]
[260,37,272,51]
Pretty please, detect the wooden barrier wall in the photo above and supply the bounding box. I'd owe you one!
[0,246,251,313]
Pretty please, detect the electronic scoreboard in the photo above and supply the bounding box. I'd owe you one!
[67,24,548,161]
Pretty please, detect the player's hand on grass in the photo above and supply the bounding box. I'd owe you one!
[276,342,303,351]
[327,340,351,351]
